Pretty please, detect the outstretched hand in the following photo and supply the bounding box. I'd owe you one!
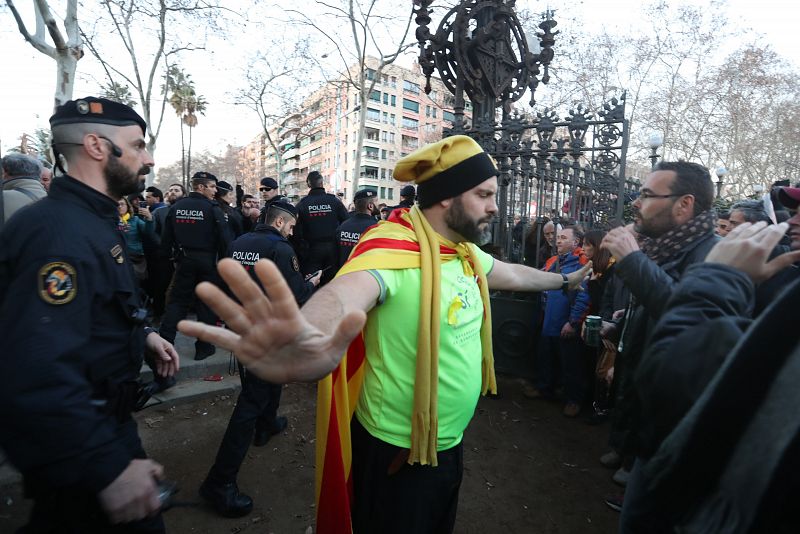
[705,221,800,282]
[567,260,593,290]
[178,259,367,383]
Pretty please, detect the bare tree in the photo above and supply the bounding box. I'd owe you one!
[81,0,234,158]
[6,0,83,109]
[286,0,415,198]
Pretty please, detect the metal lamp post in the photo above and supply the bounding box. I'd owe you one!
[715,166,728,199]
[647,132,663,170]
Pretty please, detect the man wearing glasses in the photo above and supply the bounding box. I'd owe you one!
[259,177,282,207]
[599,161,719,529]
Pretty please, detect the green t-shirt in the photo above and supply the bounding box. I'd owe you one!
[355,247,494,450]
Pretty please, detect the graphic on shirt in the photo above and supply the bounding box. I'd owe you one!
[175,209,205,224]
[38,262,77,305]
[232,250,260,267]
[308,204,333,217]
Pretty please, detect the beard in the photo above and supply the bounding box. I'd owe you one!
[633,207,677,238]
[104,156,148,199]
[445,196,493,245]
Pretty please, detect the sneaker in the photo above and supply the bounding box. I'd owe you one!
[612,467,630,487]
[604,493,624,512]
[600,450,621,469]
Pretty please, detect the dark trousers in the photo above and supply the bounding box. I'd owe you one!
[535,335,588,404]
[20,421,165,534]
[158,254,219,344]
[351,417,463,534]
[302,243,337,285]
[619,459,671,534]
[150,256,174,317]
[206,364,283,484]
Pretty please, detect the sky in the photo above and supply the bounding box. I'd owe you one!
[1,0,798,174]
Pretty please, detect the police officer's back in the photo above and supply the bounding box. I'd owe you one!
[334,189,379,271]
[294,171,347,284]
[0,97,179,532]
[199,201,320,518]
[159,171,231,360]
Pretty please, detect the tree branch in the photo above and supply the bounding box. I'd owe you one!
[6,0,56,58]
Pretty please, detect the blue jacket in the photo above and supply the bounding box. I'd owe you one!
[541,248,590,336]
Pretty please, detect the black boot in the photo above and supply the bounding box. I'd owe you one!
[199,479,253,518]
[253,416,288,447]
[194,340,216,361]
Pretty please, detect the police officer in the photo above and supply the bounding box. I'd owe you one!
[294,171,348,284]
[215,180,244,238]
[0,97,180,532]
[333,189,379,271]
[199,200,321,518]
[160,171,232,360]
[258,176,283,207]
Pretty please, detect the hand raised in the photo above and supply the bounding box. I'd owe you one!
[705,221,800,282]
[601,226,640,260]
[178,259,366,383]
[566,260,593,290]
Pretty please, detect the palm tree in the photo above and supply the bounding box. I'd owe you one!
[167,66,191,187]
[182,92,207,181]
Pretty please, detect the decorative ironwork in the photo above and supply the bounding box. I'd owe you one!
[414,0,636,262]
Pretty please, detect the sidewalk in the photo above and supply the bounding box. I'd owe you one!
[0,331,243,486]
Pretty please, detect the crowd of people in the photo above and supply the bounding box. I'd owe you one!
[1,96,799,534]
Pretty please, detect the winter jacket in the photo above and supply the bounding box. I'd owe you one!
[636,263,800,533]
[2,177,47,224]
[540,248,590,336]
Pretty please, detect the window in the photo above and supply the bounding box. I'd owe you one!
[390,76,397,88]
[389,113,396,125]
[365,127,380,141]
[402,117,419,131]
[403,80,420,94]
[382,73,389,85]
[388,132,396,143]
[365,68,376,80]
[383,93,389,104]
[388,188,394,200]
[369,90,381,102]
[425,105,431,117]
[362,146,379,159]
[391,95,396,106]
[381,149,387,160]
[389,150,395,158]
[403,98,419,113]
[380,186,386,197]
[366,107,381,122]
[380,168,386,179]
[310,147,321,157]
[382,111,389,124]
[360,165,379,179]
[402,134,419,150]
[432,107,437,118]
[381,130,389,142]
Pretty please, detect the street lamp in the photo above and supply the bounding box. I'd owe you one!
[715,166,728,199]
[647,132,663,170]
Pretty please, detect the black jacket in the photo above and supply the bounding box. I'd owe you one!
[160,192,231,259]
[229,224,314,305]
[294,188,348,246]
[334,213,377,271]
[637,264,800,533]
[0,175,147,494]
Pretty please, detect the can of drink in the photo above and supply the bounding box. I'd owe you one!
[585,315,602,347]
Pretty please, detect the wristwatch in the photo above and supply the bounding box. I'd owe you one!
[144,326,158,337]
[560,273,569,292]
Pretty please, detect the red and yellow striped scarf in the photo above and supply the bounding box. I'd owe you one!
[314,206,497,533]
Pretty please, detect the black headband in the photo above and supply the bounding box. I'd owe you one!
[416,151,498,206]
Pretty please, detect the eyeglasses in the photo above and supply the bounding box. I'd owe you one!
[259,187,274,192]
[637,192,685,200]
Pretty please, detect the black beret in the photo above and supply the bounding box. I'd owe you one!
[269,200,298,219]
[354,189,377,201]
[216,180,233,193]
[192,171,217,182]
[50,97,147,134]
[260,177,278,189]
[400,185,416,197]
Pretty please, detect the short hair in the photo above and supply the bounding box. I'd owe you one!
[307,171,323,187]
[562,225,584,246]
[265,205,296,225]
[731,199,772,224]
[168,183,186,195]
[717,210,730,220]
[354,197,374,213]
[655,161,714,215]
[192,175,215,189]
[51,123,117,162]
[242,194,255,202]
[2,153,43,179]
[145,186,163,201]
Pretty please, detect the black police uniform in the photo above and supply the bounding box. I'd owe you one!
[294,187,348,284]
[158,192,232,355]
[202,222,314,514]
[0,175,164,533]
[334,213,377,271]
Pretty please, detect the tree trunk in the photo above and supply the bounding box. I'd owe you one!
[179,120,186,189]
[187,126,194,182]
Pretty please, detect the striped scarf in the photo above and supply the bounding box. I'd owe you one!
[314,206,497,534]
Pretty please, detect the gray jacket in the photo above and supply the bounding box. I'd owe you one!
[2,177,47,224]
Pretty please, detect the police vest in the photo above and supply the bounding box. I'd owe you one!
[169,193,224,252]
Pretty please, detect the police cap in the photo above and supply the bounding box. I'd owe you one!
[270,200,298,219]
[192,171,218,183]
[216,180,234,193]
[50,97,147,135]
[354,189,377,201]
[260,177,278,189]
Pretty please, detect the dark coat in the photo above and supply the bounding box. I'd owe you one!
[637,264,800,533]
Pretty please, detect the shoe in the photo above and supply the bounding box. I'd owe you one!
[152,375,176,394]
[613,467,630,487]
[600,450,621,469]
[199,480,253,518]
[194,341,216,361]
[563,403,581,418]
[604,493,624,512]
[253,416,288,447]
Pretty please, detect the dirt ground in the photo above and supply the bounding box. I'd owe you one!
[1,375,621,533]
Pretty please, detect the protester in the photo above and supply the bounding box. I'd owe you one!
[1,153,47,224]
[179,135,591,534]
[117,195,155,281]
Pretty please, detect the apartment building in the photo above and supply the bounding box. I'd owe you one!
[239,59,471,204]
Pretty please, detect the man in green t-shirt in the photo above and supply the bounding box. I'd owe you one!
[180,135,591,534]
